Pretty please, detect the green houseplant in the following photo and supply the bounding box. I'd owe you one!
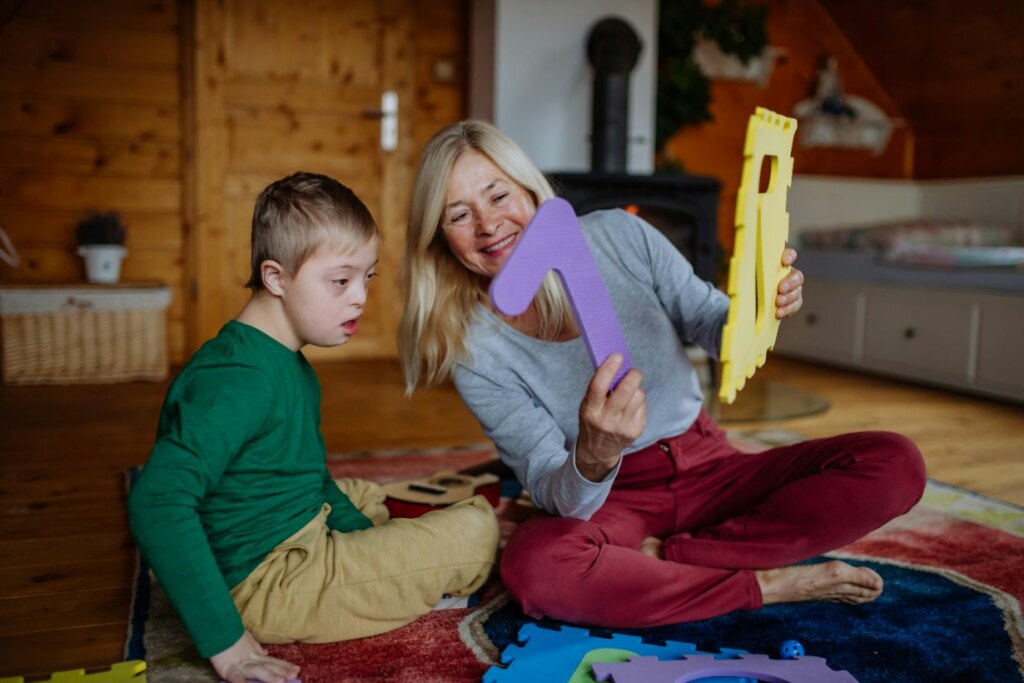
[76,212,127,284]
[656,0,770,161]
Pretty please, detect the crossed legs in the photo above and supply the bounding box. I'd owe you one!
[232,481,500,644]
[501,416,925,627]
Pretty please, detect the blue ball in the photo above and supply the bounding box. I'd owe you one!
[779,640,805,659]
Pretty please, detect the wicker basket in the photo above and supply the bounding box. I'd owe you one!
[0,285,172,385]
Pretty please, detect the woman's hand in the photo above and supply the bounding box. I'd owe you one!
[576,354,646,482]
[776,247,804,319]
[210,630,300,683]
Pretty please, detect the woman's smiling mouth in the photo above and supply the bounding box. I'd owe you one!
[481,232,517,254]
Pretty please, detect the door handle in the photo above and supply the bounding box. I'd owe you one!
[362,91,398,151]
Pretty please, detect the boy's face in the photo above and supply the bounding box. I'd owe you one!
[280,237,379,349]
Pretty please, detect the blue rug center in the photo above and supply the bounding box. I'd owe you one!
[482,558,1020,683]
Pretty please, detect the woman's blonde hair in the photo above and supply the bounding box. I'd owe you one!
[399,119,574,394]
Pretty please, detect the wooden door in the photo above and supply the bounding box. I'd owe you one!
[191,0,414,360]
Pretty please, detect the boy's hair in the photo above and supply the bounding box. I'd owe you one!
[246,172,380,291]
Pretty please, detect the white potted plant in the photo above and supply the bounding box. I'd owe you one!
[76,212,127,284]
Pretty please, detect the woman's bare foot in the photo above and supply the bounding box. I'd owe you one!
[640,536,664,559]
[756,560,884,606]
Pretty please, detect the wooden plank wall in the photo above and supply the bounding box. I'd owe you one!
[412,2,467,154]
[0,0,468,365]
[191,0,405,360]
[190,0,468,360]
[662,0,913,253]
[819,0,1024,179]
[0,0,188,363]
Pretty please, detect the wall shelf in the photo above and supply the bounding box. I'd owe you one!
[793,95,896,155]
[692,39,784,87]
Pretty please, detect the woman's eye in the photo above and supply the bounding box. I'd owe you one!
[449,212,468,224]
[367,272,377,282]
[334,279,349,287]
[493,192,509,204]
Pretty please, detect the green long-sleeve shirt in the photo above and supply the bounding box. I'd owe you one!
[127,321,371,658]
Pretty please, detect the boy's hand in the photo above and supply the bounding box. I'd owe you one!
[211,630,300,683]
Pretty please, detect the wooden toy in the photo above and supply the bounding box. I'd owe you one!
[719,107,798,404]
[383,470,500,518]
[593,653,858,682]
[489,197,633,389]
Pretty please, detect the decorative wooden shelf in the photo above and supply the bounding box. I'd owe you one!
[692,39,785,87]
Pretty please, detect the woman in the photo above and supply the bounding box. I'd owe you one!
[398,119,926,627]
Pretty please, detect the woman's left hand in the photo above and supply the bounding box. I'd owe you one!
[776,247,804,319]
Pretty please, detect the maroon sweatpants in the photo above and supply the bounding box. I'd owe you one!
[500,410,926,627]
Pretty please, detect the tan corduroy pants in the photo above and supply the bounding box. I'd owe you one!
[230,478,499,644]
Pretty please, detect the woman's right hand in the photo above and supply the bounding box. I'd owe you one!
[576,354,647,482]
[210,630,300,683]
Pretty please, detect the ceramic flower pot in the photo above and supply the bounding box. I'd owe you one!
[78,245,127,284]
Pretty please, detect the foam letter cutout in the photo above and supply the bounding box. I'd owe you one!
[718,107,797,404]
[0,661,147,683]
[489,198,632,389]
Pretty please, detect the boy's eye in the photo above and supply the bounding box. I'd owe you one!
[367,272,377,281]
[334,279,349,287]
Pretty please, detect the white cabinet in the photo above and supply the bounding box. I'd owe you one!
[861,286,975,386]
[776,279,863,364]
[775,280,1024,404]
[976,294,1024,400]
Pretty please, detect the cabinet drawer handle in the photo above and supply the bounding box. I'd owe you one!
[806,313,818,325]
[903,327,917,340]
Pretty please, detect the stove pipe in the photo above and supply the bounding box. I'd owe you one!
[586,17,642,173]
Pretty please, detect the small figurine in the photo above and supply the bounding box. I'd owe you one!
[813,56,857,119]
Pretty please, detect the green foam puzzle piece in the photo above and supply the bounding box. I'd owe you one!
[568,648,638,683]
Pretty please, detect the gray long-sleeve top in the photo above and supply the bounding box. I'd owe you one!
[454,209,730,520]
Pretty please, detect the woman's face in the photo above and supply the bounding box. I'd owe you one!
[440,150,536,280]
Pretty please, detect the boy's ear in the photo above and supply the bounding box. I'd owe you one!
[261,259,288,296]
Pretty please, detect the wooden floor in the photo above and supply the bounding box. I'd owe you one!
[0,356,1021,678]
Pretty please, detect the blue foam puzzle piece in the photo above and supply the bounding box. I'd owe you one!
[483,623,754,683]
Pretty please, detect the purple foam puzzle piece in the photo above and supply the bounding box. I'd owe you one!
[592,654,859,683]
[489,198,633,388]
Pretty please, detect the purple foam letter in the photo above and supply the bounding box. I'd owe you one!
[489,198,632,388]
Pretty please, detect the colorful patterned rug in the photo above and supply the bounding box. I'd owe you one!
[126,438,1024,683]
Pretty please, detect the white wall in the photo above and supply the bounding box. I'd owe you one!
[918,177,1024,240]
[789,175,1024,242]
[789,176,920,234]
[470,0,657,174]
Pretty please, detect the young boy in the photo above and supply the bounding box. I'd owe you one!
[128,172,500,683]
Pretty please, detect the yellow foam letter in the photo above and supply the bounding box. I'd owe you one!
[718,107,797,404]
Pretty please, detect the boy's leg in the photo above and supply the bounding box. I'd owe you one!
[232,494,499,644]
[333,477,389,525]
